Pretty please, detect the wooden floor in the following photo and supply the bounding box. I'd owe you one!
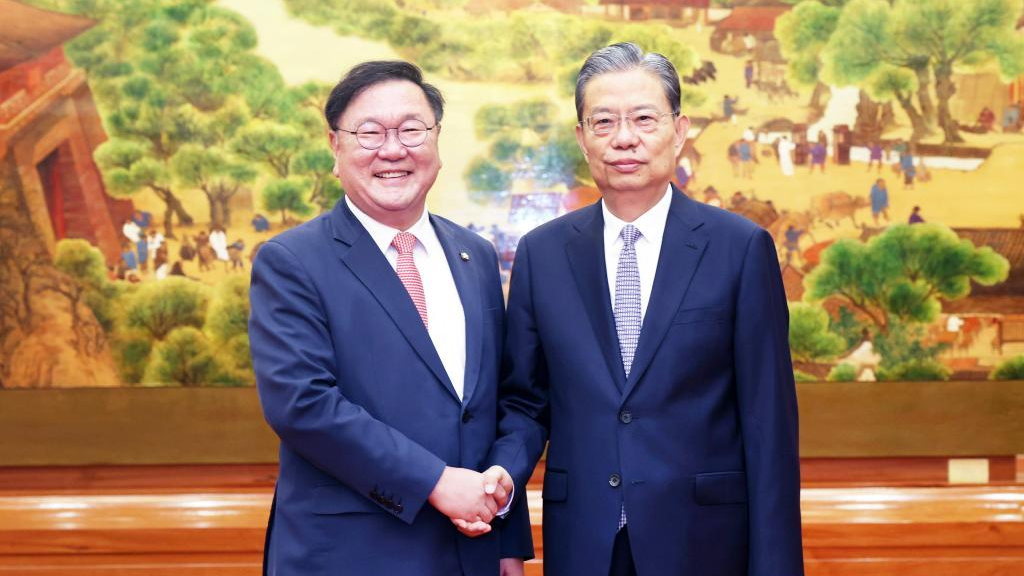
[1,463,1022,575]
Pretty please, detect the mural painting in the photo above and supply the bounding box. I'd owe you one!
[1,0,1022,388]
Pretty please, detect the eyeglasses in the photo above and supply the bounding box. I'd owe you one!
[335,119,438,150]
[581,111,675,136]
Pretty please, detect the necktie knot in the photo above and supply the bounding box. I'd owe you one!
[620,224,641,248]
[392,231,418,255]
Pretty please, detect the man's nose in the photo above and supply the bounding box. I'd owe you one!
[610,118,640,149]
[376,129,408,159]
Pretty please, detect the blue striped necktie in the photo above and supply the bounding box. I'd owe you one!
[613,223,641,531]
[614,224,642,380]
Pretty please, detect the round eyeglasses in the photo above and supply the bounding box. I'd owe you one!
[581,111,675,136]
[335,119,438,150]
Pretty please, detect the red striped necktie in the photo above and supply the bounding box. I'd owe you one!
[391,231,428,329]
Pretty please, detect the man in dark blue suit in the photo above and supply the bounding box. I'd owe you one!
[488,43,804,576]
[249,61,530,576]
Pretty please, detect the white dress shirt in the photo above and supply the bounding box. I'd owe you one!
[346,198,468,400]
[602,185,673,324]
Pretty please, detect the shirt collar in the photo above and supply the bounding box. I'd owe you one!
[345,197,435,255]
[601,184,673,246]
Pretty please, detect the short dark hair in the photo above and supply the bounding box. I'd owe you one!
[324,61,444,130]
[574,42,681,122]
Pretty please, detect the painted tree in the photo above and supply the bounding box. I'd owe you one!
[292,148,344,213]
[143,326,232,386]
[47,240,118,355]
[171,143,257,227]
[804,223,1009,335]
[263,178,314,224]
[825,0,1024,143]
[124,277,209,341]
[231,122,306,178]
[788,302,848,363]
[775,0,844,114]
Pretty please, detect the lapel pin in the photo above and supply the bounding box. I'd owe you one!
[460,251,470,262]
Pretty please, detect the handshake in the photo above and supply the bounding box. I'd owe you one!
[428,465,513,538]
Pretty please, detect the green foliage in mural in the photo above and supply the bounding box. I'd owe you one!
[283,0,700,87]
[781,0,1024,143]
[990,355,1024,380]
[806,224,1009,380]
[465,99,588,200]
[788,302,848,363]
[805,223,1009,333]
[33,0,336,234]
[826,363,857,382]
[52,240,122,333]
[125,277,209,341]
[263,178,315,224]
[143,326,235,386]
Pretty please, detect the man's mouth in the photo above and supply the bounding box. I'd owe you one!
[607,160,643,173]
[375,171,411,179]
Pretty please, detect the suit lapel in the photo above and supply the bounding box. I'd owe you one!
[329,202,460,402]
[431,215,482,405]
[622,188,707,400]
[566,203,628,393]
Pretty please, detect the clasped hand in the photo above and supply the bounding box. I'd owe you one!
[428,465,513,538]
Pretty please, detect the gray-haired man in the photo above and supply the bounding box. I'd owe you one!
[488,42,804,576]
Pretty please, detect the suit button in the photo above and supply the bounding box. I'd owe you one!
[462,410,473,424]
[619,410,632,424]
[609,474,621,488]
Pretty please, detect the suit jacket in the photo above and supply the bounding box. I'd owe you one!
[249,200,532,576]
[489,187,803,576]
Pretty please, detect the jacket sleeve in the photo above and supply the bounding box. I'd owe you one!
[249,240,445,524]
[733,229,805,576]
[487,235,551,498]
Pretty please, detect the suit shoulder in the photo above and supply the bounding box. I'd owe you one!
[264,214,332,252]
[692,200,765,242]
[521,203,597,245]
[430,214,495,253]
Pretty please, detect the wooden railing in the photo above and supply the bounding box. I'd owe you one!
[1,464,1022,575]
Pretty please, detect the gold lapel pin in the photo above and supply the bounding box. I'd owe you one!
[459,251,470,262]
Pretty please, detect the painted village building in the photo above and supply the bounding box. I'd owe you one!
[938,228,1024,378]
[596,0,710,24]
[0,0,131,266]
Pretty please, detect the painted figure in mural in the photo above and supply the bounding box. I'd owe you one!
[900,146,917,190]
[722,94,738,124]
[252,213,270,233]
[784,224,804,266]
[909,205,925,224]
[870,179,890,226]
[977,107,996,133]
[867,141,884,173]
[777,135,795,176]
[1004,103,1021,132]
[248,61,531,576]
[489,42,804,576]
[809,136,827,174]
[208,224,229,262]
[744,60,754,89]
[726,139,741,177]
[738,138,756,179]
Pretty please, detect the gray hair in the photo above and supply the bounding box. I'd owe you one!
[574,42,681,122]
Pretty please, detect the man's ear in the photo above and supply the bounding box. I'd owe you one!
[674,114,691,156]
[575,123,589,160]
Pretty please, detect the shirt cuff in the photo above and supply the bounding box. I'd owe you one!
[497,482,515,518]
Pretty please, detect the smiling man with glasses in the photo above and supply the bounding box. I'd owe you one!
[489,42,805,576]
[249,60,531,576]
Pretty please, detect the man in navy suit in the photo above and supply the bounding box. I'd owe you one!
[249,61,530,576]
[488,43,804,576]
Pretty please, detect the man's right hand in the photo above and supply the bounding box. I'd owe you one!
[428,466,501,524]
